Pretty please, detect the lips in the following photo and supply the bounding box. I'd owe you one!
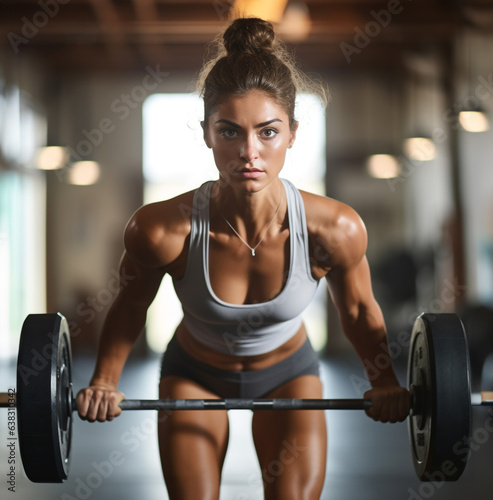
[235,167,264,179]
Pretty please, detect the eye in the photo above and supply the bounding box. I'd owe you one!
[261,128,278,139]
[219,128,238,139]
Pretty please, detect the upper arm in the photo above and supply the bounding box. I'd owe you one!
[123,194,192,270]
[124,204,169,269]
[115,250,165,311]
[116,195,191,309]
[310,197,379,324]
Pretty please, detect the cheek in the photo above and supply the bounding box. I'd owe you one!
[263,138,290,158]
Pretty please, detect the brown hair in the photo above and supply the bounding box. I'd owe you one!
[197,17,328,131]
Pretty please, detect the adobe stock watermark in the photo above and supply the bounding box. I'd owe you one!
[66,267,136,342]
[407,408,493,499]
[428,71,493,147]
[17,331,59,387]
[387,71,493,192]
[73,268,136,325]
[340,0,413,64]
[59,450,125,500]
[350,277,467,395]
[236,438,307,499]
[7,0,71,54]
[386,155,424,193]
[213,0,234,21]
[60,404,173,499]
[16,265,135,386]
[56,65,170,183]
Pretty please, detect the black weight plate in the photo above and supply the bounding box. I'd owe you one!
[408,313,471,481]
[17,313,73,483]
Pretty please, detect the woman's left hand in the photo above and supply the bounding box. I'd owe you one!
[363,385,410,423]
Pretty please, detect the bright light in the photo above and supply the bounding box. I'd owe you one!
[279,2,311,41]
[36,146,68,170]
[367,154,401,179]
[403,137,436,162]
[233,0,289,22]
[68,161,100,185]
[459,111,489,132]
[143,93,215,187]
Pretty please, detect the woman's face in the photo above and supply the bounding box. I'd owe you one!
[203,90,298,193]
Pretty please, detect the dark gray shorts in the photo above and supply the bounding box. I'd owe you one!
[160,335,320,399]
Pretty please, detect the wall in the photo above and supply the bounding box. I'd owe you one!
[45,71,194,353]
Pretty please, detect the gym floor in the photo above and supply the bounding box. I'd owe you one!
[2,354,493,500]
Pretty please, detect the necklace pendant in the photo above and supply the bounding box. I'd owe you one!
[251,249,256,256]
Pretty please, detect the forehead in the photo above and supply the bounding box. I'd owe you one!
[211,91,288,124]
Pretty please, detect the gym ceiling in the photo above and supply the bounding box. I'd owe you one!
[1,0,493,75]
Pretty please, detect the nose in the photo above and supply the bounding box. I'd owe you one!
[239,134,259,163]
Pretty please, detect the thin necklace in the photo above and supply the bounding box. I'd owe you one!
[214,184,283,257]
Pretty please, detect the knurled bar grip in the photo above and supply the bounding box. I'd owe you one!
[6,391,493,411]
[117,398,374,411]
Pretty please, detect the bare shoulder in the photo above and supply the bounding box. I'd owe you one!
[300,190,367,271]
[124,189,196,269]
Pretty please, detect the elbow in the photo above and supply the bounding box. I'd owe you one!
[338,300,385,335]
[338,304,364,328]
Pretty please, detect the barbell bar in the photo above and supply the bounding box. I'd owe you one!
[3,392,493,411]
[0,312,490,483]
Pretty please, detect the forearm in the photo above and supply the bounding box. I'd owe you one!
[340,303,400,387]
[90,294,148,388]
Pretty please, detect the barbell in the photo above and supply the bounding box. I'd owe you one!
[0,312,492,483]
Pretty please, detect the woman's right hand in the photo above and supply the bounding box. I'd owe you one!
[76,384,126,422]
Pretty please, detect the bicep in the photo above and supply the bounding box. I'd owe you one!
[326,256,386,344]
[326,250,385,337]
[325,255,375,320]
[115,251,165,311]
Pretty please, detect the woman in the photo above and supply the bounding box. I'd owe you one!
[77,17,409,500]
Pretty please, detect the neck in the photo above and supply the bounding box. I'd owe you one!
[212,178,285,241]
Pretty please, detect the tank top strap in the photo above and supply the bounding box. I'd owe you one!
[281,178,314,281]
[182,181,214,282]
[187,179,313,283]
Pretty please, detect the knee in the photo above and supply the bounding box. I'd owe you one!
[263,475,324,500]
[264,487,321,500]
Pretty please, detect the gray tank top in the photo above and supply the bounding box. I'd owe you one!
[172,179,320,356]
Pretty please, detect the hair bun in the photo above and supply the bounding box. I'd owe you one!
[223,18,276,56]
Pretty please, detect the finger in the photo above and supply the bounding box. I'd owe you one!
[105,393,120,421]
[109,392,124,419]
[77,389,96,420]
[96,396,110,422]
[376,396,389,423]
[86,389,105,422]
[366,395,383,422]
[76,390,89,419]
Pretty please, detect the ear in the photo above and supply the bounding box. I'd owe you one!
[201,121,212,149]
[288,120,299,149]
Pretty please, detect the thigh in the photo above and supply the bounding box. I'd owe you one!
[158,376,229,500]
[252,375,327,500]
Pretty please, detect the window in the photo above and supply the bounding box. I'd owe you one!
[0,85,47,359]
[143,93,327,352]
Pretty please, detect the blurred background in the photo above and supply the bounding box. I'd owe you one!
[2,0,493,379]
[1,1,493,497]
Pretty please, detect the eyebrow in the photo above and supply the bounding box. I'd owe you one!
[214,118,283,128]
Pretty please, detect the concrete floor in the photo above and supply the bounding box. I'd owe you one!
[2,354,493,499]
